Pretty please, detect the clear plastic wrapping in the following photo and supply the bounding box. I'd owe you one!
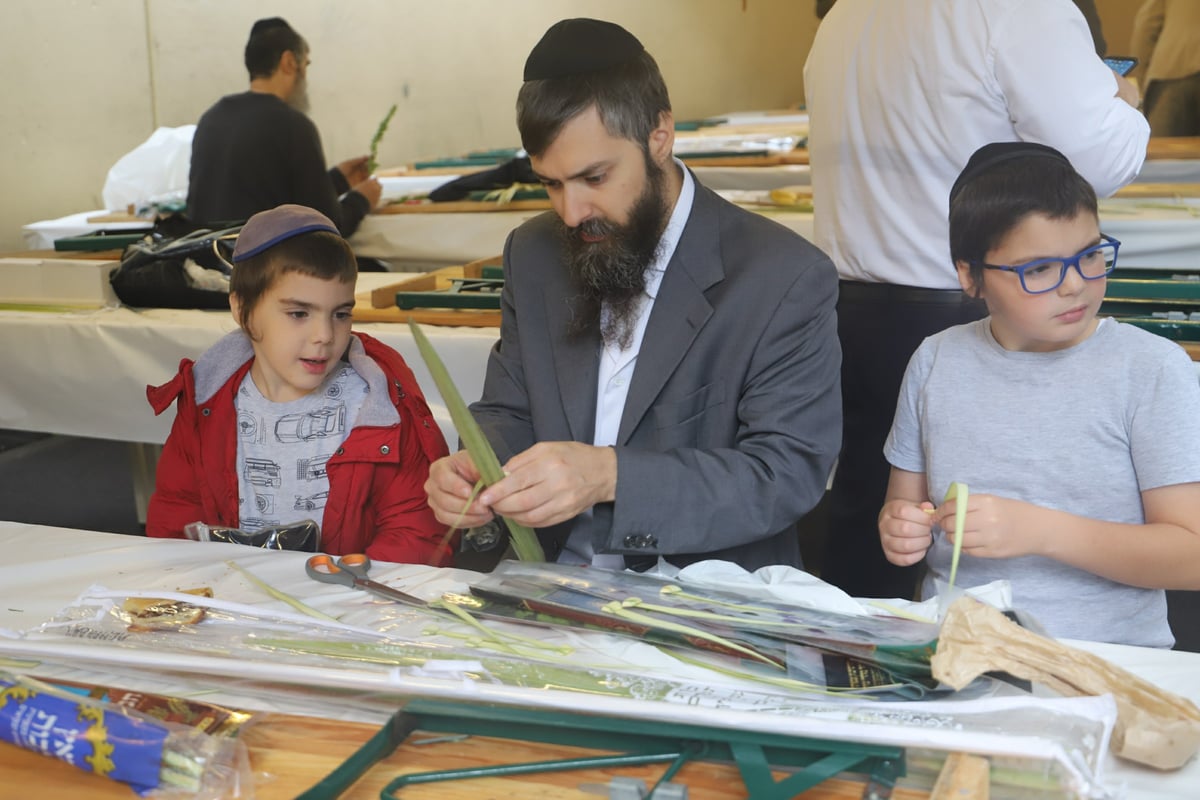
[0,670,252,797]
[21,578,1122,797]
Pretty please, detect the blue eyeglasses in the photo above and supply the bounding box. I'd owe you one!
[977,234,1120,294]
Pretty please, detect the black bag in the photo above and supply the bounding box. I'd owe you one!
[109,219,240,309]
[428,157,539,202]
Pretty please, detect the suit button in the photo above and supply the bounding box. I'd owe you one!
[623,535,638,548]
[380,445,390,455]
[623,534,657,549]
[201,408,211,416]
[336,447,345,455]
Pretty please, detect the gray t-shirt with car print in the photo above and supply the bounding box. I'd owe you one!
[234,364,367,531]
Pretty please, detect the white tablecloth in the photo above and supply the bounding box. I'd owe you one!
[24,184,1200,273]
[1098,197,1200,269]
[21,210,152,250]
[0,274,497,447]
[0,522,1196,798]
[356,196,1200,273]
[746,196,1200,270]
[349,208,543,269]
[685,159,1200,192]
[1138,158,1200,184]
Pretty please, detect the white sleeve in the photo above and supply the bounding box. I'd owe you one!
[992,0,1150,197]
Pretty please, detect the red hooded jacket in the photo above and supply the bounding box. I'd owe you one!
[146,331,453,565]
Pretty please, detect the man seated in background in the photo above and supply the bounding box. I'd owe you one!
[425,18,842,573]
[187,17,382,238]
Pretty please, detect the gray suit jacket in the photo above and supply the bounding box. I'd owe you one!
[472,179,842,571]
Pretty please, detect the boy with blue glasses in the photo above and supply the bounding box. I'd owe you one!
[879,142,1200,647]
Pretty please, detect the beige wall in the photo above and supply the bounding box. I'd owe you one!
[0,0,816,253]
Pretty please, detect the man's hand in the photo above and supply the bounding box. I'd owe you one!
[352,176,383,209]
[337,155,372,185]
[424,450,491,528]
[879,499,935,566]
[1114,72,1141,109]
[481,442,618,529]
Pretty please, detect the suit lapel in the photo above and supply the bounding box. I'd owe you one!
[617,180,723,444]
[546,280,601,443]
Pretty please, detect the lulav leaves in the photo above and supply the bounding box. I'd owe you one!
[367,103,398,174]
[944,481,968,590]
[408,320,545,561]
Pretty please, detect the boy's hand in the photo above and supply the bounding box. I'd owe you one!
[879,499,935,566]
[933,493,1042,560]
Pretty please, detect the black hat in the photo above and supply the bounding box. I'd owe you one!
[523,18,644,81]
[232,204,339,263]
[949,141,1073,207]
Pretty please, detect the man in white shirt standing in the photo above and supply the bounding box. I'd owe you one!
[425,18,842,572]
[804,0,1148,599]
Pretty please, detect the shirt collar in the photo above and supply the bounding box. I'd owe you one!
[643,159,694,300]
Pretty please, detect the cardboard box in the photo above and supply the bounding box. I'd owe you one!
[0,256,120,307]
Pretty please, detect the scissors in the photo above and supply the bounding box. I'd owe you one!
[305,553,427,608]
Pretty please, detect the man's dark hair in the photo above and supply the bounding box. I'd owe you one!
[231,231,356,335]
[516,50,671,157]
[244,17,307,80]
[949,156,1098,294]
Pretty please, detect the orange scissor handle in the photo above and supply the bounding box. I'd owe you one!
[338,553,371,575]
[305,553,370,587]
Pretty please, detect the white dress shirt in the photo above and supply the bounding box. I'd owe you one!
[560,162,696,568]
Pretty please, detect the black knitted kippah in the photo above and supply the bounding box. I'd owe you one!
[249,17,292,38]
[949,142,1073,207]
[523,18,644,81]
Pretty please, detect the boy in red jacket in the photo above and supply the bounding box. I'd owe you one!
[146,204,452,565]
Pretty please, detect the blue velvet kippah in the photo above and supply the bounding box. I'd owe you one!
[523,18,644,81]
[232,204,339,263]
[949,142,1073,207]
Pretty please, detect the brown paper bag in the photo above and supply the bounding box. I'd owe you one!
[931,596,1200,770]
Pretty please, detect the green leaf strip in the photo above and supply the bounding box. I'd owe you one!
[407,320,545,561]
[943,481,968,591]
[227,560,341,622]
[601,601,778,668]
[430,598,572,656]
[367,103,398,174]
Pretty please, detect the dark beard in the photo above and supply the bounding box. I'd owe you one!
[561,157,668,348]
[287,74,311,114]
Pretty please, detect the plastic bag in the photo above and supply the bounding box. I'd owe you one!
[932,596,1200,770]
[102,126,196,214]
[0,671,251,797]
[184,520,321,552]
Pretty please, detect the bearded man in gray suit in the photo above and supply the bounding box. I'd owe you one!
[425,18,841,572]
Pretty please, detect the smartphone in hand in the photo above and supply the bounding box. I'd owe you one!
[1103,55,1139,76]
